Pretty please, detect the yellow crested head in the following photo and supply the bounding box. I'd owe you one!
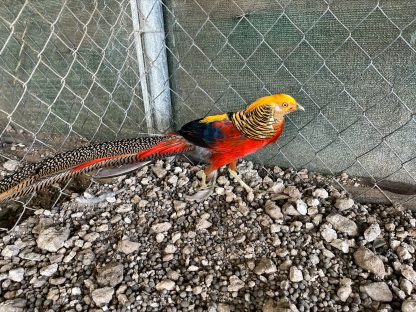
[245,93,304,117]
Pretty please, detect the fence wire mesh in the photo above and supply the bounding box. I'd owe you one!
[0,0,415,232]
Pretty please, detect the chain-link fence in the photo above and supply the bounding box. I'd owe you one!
[0,0,415,231]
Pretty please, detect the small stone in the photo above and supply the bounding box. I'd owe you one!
[97,262,124,287]
[164,244,177,254]
[268,182,285,194]
[327,214,358,236]
[217,303,231,312]
[0,298,27,312]
[263,298,291,312]
[36,227,70,252]
[173,200,186,211]
[401,265,416,285]
[338,285,352,302]
[40,263,58,277]
[115,204,133,213]
[264,201,283,220]
[83,232,100,242]
[8,268,24,282]
[196,218,212,231]
[402,299,416,312]
[321,228,337,242]
[364,223,381,242]
[156,279,175,291]
[152,166,167,179]
[167,175,178,185]
[312,188,328,199]
[228,275,245,292]
[117,240,140,254]
[91,287,114,306]
[283,204,300,216]
[330,239,350,253]
[151,222,172,233]
[3,160,19,171]
[354,247,386,278]
[289,266,303,282]
[284,186,302,199]
[1,245,20,258]
[254,258,277,275]
[397,246,412,260]
[296,199,307,215]
[400,279,413,295]
[188,265,199,271]
[167,270,180,280]
[72,287,82,296]
[335,198,354,210]
[361,282,392,302]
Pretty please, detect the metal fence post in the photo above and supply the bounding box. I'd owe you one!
[130,0,172,134]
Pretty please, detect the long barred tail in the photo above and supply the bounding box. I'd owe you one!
[0,135,195,203]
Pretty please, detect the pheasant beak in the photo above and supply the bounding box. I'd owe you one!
[297,103,305,111]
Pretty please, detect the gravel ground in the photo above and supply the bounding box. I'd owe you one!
[0,159,416,311]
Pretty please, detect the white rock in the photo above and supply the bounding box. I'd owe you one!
[164,244,177,254]
[327,214,358,236]
[264,201,283,220]
[152,166,167,179]
[173,200,186,211]
[188,265,199,272]
[400,278,413,295]
[167,175,178,185]
[0,298,27,312]
[9,268,24,282]
[228,275,245,292]
[268,182,285,194]
[401,265,416,285]
[307,198,320,207]
[117,240,140,254]
[283,204,300,216]
[296,199,307,215]
[364,223,381,242]
[337,285,352,302]
[335,198,354,210]
[402,299,416,312]
[115,204,133,213]
[362,282,392,302]
[151,222,172,233]
[217,303,231,312]
[312,188,328,199]
[1,245,20,258]
[289,266,303,282]
[284,186,302,199]
[330,239,350,253]
[321,228,337,242]
[196,218,212,231]
[91,287,114,305]
[36,227,70,252]
[40,263,58,277]
[167,270,180,281]
[254,258,277,275]
[3,160,19,171]
[71,287,82,296]
[354,247,385,278]
[397,246,412,260]
[156,279,175,291]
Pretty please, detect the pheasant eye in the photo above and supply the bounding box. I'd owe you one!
[282,103,288,108]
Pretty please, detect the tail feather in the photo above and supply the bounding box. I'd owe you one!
[0,135,194,203]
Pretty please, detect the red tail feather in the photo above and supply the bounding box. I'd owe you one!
[137,136,194,160]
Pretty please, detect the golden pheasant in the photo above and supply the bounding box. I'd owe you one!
[0,93,303,202]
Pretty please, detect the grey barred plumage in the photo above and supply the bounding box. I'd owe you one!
[0,135,174,202]
[230,105,277,140]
